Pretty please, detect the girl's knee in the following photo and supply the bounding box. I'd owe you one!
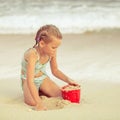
[24,98,36,106]
[40,78,62,97]
[50,89,62,97]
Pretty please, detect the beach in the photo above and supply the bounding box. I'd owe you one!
[0,30,120,119]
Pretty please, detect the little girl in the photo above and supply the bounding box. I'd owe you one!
[21,24,79,110]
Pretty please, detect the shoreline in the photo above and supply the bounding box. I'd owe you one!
[0,28,120,35]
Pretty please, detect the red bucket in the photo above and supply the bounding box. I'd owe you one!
[61,85,81,103]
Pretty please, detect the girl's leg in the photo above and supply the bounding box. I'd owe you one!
[39,77,62,97]
[22,80,36,106]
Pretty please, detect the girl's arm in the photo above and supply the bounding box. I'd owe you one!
[26,50,42,104]
[50,53,79,86]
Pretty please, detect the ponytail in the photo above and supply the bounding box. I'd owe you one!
[33,41,37,48]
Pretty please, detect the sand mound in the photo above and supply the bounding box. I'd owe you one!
[40,96,71,110]
[62,85,80,91]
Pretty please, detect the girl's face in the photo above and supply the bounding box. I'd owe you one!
[40,36,61,57]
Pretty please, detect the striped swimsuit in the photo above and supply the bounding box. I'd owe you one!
[21,48,49,90]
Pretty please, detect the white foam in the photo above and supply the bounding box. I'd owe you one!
[0,6,120,34]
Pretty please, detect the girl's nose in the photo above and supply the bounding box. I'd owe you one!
[53,49,56,52]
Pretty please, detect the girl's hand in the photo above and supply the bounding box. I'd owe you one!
[68,79,80,87]
[34,102,47,111]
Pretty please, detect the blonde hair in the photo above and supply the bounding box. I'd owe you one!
[33,24,62,47]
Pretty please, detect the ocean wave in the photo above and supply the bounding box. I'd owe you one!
[0,12,120,34]
[0,0,120,34]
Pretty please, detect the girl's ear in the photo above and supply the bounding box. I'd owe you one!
[39,40,46,48]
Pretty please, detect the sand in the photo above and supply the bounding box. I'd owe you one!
[62,85,80,91]
[0,30,120,120]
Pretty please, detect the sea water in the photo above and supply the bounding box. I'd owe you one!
[0,0,120,34]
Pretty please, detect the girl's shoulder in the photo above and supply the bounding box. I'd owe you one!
[24,48,38,62]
